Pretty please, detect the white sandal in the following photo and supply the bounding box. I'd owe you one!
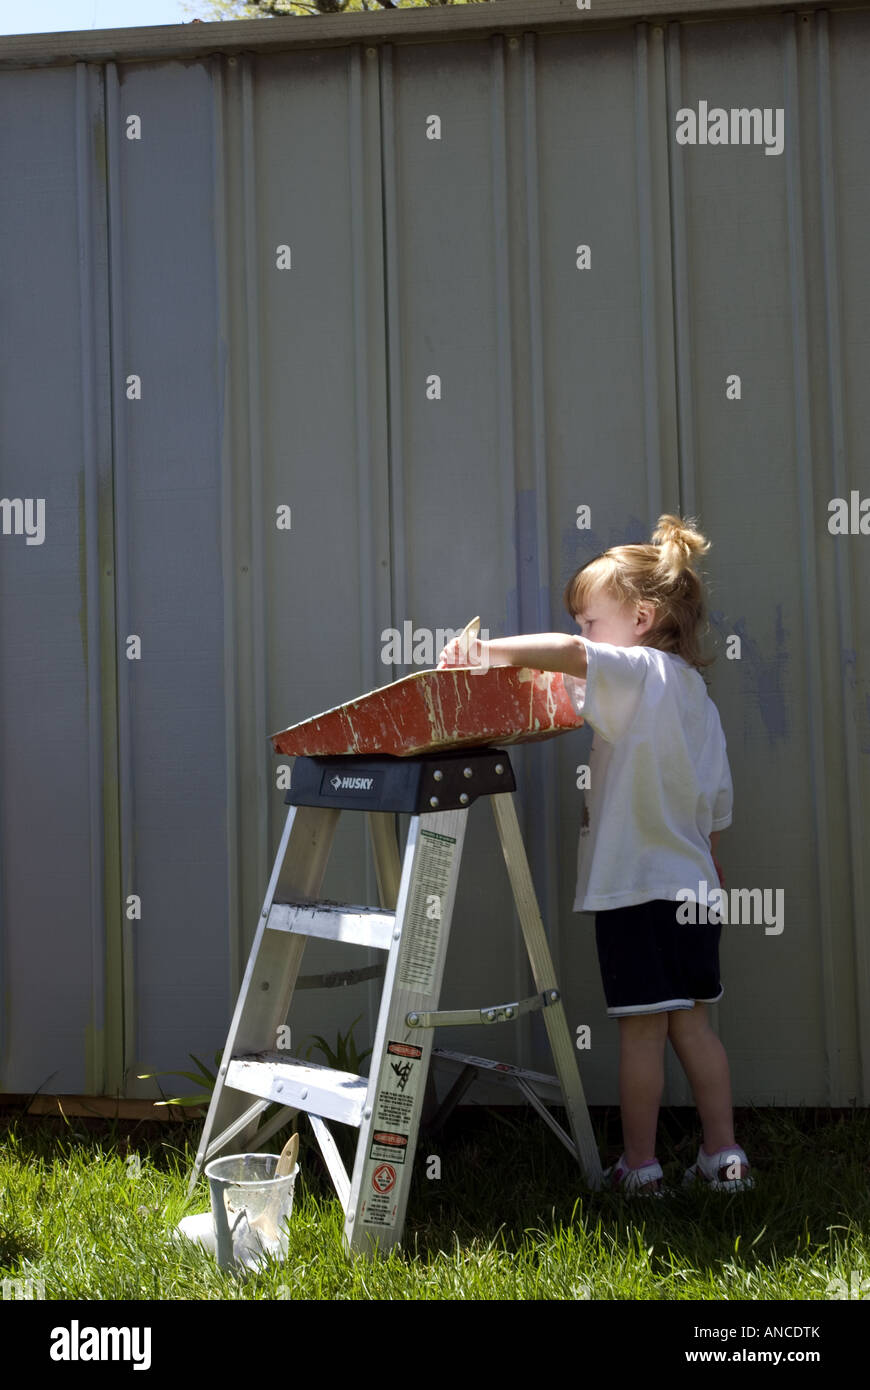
[682,1143,755,1191]
[603,1153,667,1198]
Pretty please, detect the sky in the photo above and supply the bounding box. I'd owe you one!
[0,0,225,35]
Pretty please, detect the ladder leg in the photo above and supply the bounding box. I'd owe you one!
[308,1114,351,1212]
[367,811,402,909]
[187,803,340,1196]
[344,808,469,1256]
[490,792,604,1191]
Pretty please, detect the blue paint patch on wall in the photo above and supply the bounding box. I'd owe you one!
[504,489,556,638]
[710,608,789,745]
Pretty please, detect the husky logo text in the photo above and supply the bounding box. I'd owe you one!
[330,775,374,791]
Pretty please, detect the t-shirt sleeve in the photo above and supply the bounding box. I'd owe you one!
[562,639,654,743]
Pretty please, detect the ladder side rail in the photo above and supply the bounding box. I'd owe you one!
[188,804,340,1193]
[490,792,604,1189]
[344,808,469,1256]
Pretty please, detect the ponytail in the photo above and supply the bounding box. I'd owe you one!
[563,513,715,671]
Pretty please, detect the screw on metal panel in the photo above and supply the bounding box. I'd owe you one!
[348,1211,355,1221]
[495,763,504,774]
[433,769,443,781]
[463,767,472,778]
[408,1013,420,1026]
[429,796,439,808]
[549,990,559,1002]
[505,1008,514,1019]
[364,1108,372,1119]
[459,793,469,805]
[485,1010,496,1022]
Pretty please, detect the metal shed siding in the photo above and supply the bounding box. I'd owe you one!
[0,66,115,1094]
[0,1,867,1108]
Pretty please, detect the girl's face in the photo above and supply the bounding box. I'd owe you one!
[574,588,656,647]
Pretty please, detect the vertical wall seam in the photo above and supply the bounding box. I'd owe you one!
[241,58,269,896]
[76,62,107,1095]
[816,10,869,1100]
[104,60,137,1089]
[380,45,407,670]
[783,13,838,1101]
[212,57,240,1003]
[350,46,377,702]
[635,23,665,528]
[665,23,697,520]
[348,42,380,1017]
[490,34,530,1060]
[379,45,410,892]
[664,22,735,1078]
[522,30,562,1019]
[642,21,691,1107]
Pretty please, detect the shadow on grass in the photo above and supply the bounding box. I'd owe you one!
[0,1218,41,1269]
[393,1103,870,1269]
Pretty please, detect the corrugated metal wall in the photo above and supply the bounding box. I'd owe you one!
[1,0,868,1108]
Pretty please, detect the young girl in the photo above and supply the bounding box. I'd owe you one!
[436,515,753,1197]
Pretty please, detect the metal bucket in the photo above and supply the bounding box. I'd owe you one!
[204,1152,299,1272]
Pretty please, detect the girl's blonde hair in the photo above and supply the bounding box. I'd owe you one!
[562,514,714,671]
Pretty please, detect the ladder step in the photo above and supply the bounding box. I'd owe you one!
[225,1053,368,1127]
[268,899,395,951]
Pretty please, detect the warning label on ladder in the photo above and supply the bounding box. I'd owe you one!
[397,830,456,994]
[361,828,454,1233]
[371,1163,397,1194]
[360,1040,424,1228]
[370,1131,408,1163]
[373,1039,421,1132]
[360,1192,398,1228]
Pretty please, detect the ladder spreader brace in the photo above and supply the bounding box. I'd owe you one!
[187,745,604,1257]
[407,988,560,1030]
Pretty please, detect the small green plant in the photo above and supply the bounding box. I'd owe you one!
[303,1015,372,1073]
[137,1016,373,1116]
[137,1051,222,1108]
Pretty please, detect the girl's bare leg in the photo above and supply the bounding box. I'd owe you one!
[617,1012,669,1183]
[667,1003,749,1177]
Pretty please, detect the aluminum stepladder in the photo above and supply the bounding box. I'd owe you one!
[188,745,604,1256]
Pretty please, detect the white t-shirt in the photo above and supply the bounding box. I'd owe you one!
[562,639,733,913]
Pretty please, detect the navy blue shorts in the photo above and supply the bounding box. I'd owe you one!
[594,898,723,1017]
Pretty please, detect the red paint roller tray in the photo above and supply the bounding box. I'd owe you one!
[270,666,584,758]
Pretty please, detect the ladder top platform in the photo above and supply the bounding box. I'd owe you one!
[270,665,583,758]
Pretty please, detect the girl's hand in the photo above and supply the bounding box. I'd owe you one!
[436,634,488,670]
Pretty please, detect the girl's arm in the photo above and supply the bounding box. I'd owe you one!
[437,631,588,679]
[710,830,725,888]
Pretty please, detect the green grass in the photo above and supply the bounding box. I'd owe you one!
[1,1105,868,1300]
